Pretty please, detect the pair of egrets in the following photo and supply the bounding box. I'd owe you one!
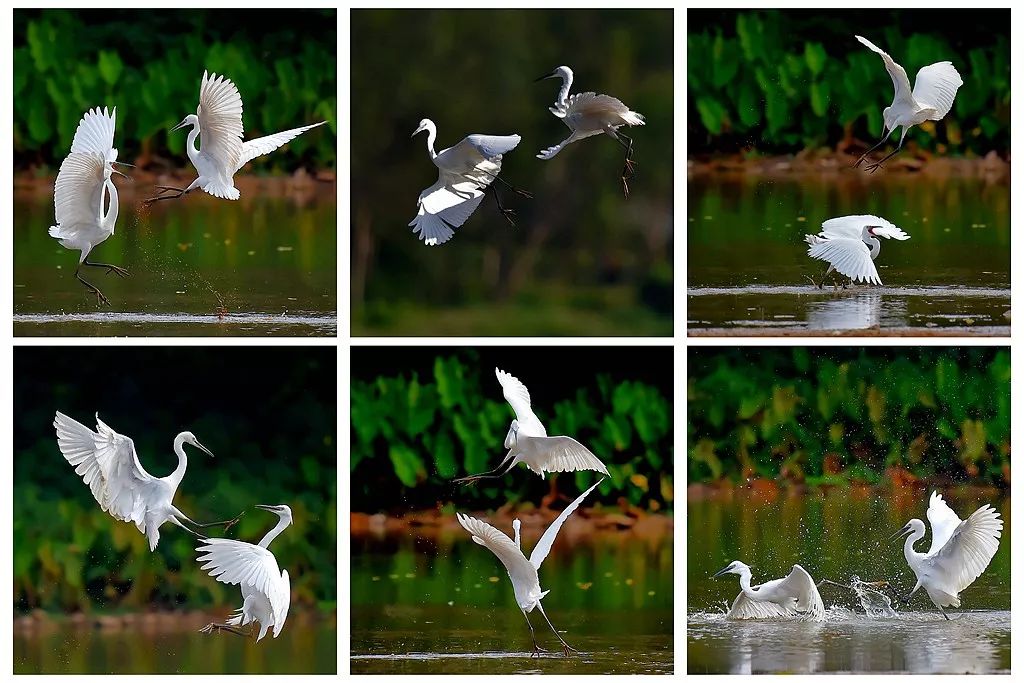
[410,64,645,246]
[713,491,1002,622]
[453,368,611,656]
[54,412,293,641]
[49,71,326,305]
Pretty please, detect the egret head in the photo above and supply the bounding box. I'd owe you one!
[180,431,214,457]
[712,560,751,578]
[888,518,925,543]
[535,65,573,82]
[256,503,293,524]
[411,118,434,138]
[170,114,199,133]
[881,106,897,131]
[503,418,520,449]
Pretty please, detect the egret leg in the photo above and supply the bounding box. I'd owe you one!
[143,185,192,206]
[74,265,111,306]
[199,622,253,638]
[854,128,892,168]
[173,507,245,534]
[453,457,517,486]
[612,131,637,198]
[82,256,129,279]
[865,128,908,173]
[492,174,533,199]
[488,186,517,226]
[522,610,547,657]
[938,606,951,620]
[536,603,578,657]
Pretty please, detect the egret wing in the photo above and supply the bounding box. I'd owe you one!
[522,435,609,476]
[819,215,896,239]
[775,564,826,621]
[565,91,632,117]
[925,503,1002,597]
[237,121,326,170]
[912,62,963,119]
[459,134,521,160]
[807,237,882,285]
[855,35,914,109]
[528,479,602,570]
[457,513,538,588]
[70,107,117,163]
[197,71,244,178]
[871,224,910,240]
[926,490,963,555]
[50,152,106,240]
[92,414,155,527]
[54,411,107,506]
[726,592,796,619]
[495,368,546,435]
[409,178,485,246]
[197,537,290,634]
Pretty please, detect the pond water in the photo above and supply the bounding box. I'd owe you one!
[687,490,1011,674]
[13,186,337,337]
[351,524,674,674]
[687,175,1010,334]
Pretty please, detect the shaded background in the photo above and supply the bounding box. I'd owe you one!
[351,9,673,337]
[14,347,336,674]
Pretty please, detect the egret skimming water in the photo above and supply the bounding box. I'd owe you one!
[457,479,602,655]
[713,561,826,621]
[804,214,910,287]
[54,412,242,551]
[535,65,645,197]
[889,491,1002,619]
[453,368,609,484]
[145,71,325,204]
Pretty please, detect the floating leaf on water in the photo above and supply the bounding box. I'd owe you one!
[404,572,415,579]
[388,574,399,580]
[203,232,211,238]
[175,291,186,295]
[177,242,192,251]
[577,582,593,590]
[371,576,380,581]
[224,239,232,245]
[247,250,256,256]
[276,245,294,252]
[626,578,635,586]
[796,216,806,222]
[447,601,454,606]
[648,591,656,596]
[488,576,499,583]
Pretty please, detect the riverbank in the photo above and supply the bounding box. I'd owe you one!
[687,149,1009,179]
[14,607,335,635]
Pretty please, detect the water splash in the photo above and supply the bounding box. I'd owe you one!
[820,576,898,618]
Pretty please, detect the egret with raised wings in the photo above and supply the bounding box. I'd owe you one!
[145,71,325,204]
[48,107,131,306]
[712,561,826,621]
[535,65,645,197]
[854,35,963,172]
[198,504,292,641]
[804,214,910,287]
[53,412,242,551]
[889,490,1002,619]
[409,118,530,246]
[454,368,609,484]
[457,479,601,655]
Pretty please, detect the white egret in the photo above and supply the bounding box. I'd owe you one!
[713,561,826,621]
[804,214,910,287]
[53,412,242,551]
[197,504,292,641]
[145,71,325,204]
[454,368,609,484]
[854,35,963,172]
[889,490,1002,619]
[457,479,602,656]
[535,65,645,197]
[409,118,531,246]
[48,107,131,306]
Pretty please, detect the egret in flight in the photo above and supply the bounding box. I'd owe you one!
[145,71,325,204]
[198,504,292,641]
[713,561,826,621]
[457,479,602,656]
[49,107,131,306]
[454,368,609,484]
[804,214,910,287]
[854,35,963,172]
[889,490,1002,619]
[54,412,242,551]
[409,118,531,246]
[535,65,645,197]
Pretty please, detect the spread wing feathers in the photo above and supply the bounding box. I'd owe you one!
[565,92,646,126]
[409,179,485,246]
[50,152,106,239]
[726,592,797,619]
[457,134,521,160]
[197,538,290,633]
[871,224,910,240]
[528,479,602,570]
[457,513,538,588]
[927,503,1002,597]
[54,411,108,506]
[855,35,914,108]
[912,62,963,119]
[495,368,545,435]
[537,132,583,160]
[198,71,244,178]
[522,436,610,476]
[926,491,963,555]
[807,238,882,285]
[70,107,117,162]
[819,215,890,239]
[237,121,326,170]
[775,564,826,620]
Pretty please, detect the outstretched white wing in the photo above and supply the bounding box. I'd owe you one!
[458,134,521,161]
[197,537,291,637]
[70,106,117,163]
[912,62,963,119]
[871,224,910,240]
[409,178,485,246]
[926,490,963,555]
[775,564,826,621]
[49,152,106,242]
[807,237,882,285]
[457,512,538,589]
[237,121,326,170]
[726,592,796,619]
[924,503,1002,600]
[528,479,602,570]
[855,35,914,110]
[197,71,244,182]
[819,215,899,239]
[495,368,546,435]
[519,435,609,477]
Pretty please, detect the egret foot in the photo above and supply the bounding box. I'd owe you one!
[199,622,251,638]
[939,606,951,621]
[75,268,111,306]
[488,186,518,226]
[865,161,884,174]
[561,642,580,657]
[530,643,549,658]
[143,185,187,205]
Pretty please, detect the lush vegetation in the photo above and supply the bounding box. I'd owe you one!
[351,354,673,512]
[14,9,336,170]
[14,348,336,614]
[688,348,1010,487]
[688,10,1010,154]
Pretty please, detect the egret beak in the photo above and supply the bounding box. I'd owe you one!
[193,439,214,458]
[255,504,277,512]
[110,167,130,180]
[410,125,425,138]
[170,118,189,133]
[534,70,558,82]
[111,160,136,169]
[712,565,733,578]
[888,523,912,542]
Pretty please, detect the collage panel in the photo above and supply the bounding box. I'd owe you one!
[13,346,337,674]
[350,346,674,673]
[686,347,1010,674]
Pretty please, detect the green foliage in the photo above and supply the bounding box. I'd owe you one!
[14,9,336,169]
[688,348,1010,485]
[688,11,1010,153]
[351,356,673,511]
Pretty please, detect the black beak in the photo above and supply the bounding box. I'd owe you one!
[534,71,557,82]
[712,565,732,578]
[888,524,912,542]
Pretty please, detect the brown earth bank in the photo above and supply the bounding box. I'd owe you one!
[688,476,1008,502]
[13,607,335,634]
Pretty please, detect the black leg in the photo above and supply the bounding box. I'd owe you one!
[74,265,111,306]
[854,129,892,168]
[864,142,903,173]
[492,174,533,199]
[82,257,129,278]
[489,186,517,226]
[613,131,637,198]
[537,605,578,657]
[143,185,187,206]
[199,622,252,638]
[939,606,950,621]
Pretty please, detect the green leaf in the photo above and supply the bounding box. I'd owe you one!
[696,96,727,135]
[804,42,827,76]
[97,50,123,86]
[388,444,425,487]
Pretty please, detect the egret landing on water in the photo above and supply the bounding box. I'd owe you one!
[145,71,325,204]
[535,65,645,197]
[713,561,826,621]
[453,368,609,485]
[804,214,910,288]
[54,412,243,551]
[889,490,1002,620]
[854,35,963,172]
[49,107,133,306]
[457,479,602,656]
[198,504,292,641]
[409,119,531,246]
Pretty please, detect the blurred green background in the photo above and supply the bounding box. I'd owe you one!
[351,9,673,337]
[688,9,1010,155]
[688,347,1010,487]
[14,9,336,171]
